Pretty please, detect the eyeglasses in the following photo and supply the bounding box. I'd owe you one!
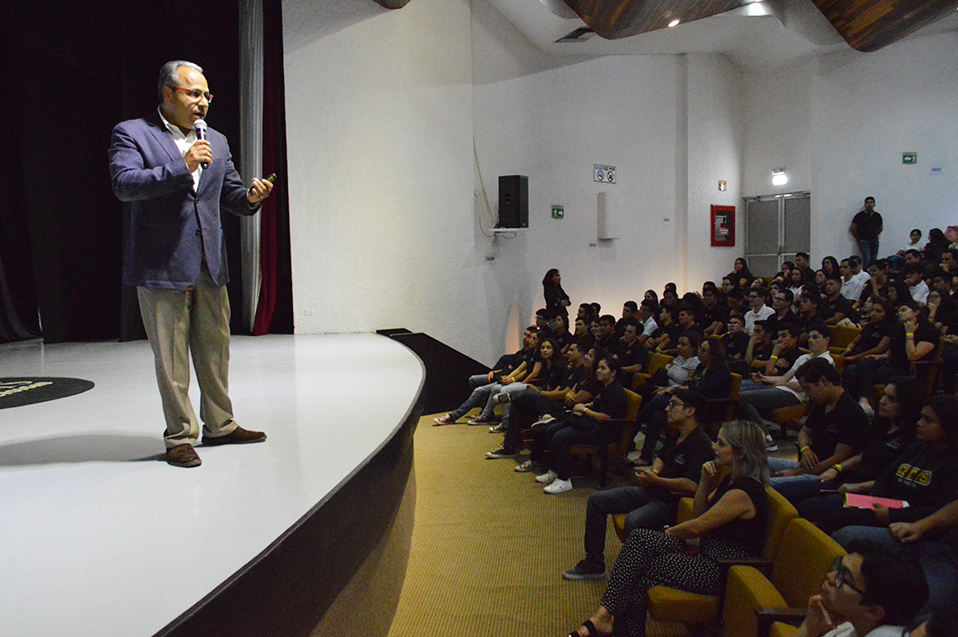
[668,399,686,409]
[171,86,214,103]
[831,557,866,596]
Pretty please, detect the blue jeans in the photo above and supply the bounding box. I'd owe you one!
[858,240,880,268]
[831,526,958,616]
[768,457,818,489]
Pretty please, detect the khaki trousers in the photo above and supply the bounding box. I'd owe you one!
[137,268,238,448]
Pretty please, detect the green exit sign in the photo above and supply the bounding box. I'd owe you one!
[552,205,564,219]
[903,152,917,164]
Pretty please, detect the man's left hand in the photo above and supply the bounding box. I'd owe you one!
[248,177,273,205]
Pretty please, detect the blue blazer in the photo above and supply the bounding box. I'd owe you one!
[109,112,258,289]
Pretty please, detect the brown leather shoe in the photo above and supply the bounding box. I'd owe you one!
[202,426,267,446]
[166,444,202,468]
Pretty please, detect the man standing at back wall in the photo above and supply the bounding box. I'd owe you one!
[849,196,883,268]
[109,60,273,467]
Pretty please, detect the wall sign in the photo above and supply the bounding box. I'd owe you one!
[711,205,735,247]
[594,164,616,184]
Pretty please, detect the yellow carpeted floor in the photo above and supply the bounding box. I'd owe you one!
[386,413,689,637]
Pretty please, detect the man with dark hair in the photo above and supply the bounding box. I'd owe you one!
[769,357,866,488]
[616,301,638,337]
[592,315,618,352]
[792,539,927,637]
[797,292,828,348]
[702,286,730,335]
[766,288,799,335]
[562,388,712,580]
[739,328,835,451]
[745,288,775,334]
[850,196,883,268]
[841,258,866,301]
[109,60,273,467]
[796,252,816,283]
[614,319,648,383]
[904,265,930,305]
[822,275,854,325]
[857,260,890,308]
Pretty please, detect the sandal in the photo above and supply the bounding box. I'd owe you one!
[568,619,609,637]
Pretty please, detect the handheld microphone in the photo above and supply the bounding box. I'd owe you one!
[193,119,209,169]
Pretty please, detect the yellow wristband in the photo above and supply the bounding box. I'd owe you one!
[834,464,843,473]
[800,446,811,454]
[770,355,779,360]
[651,469,660,475]
[906,333,915,339]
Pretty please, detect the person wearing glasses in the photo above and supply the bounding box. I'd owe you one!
[791,539,927,637]
[109,61,273,467]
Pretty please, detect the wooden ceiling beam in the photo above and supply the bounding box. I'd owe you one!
[810,0,958,52]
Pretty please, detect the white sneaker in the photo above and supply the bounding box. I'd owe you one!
[765,434,779,453]
[535,470,558,484]
[544,478,573,494]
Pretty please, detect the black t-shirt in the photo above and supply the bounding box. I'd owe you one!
[798,314,828,340]
[819,295,853,322]
[872,442,958,523]
[617,341,649,370]
[650,427,714,498]
[887,323,938,370]
[703,303,730,329]
[856,321,894,353]
[539,361,568,390]
[592,380,627,420]
[847,426,913,484]
[708,476,768,554]
[553,330,574,353]
[852,210,883,241]
[805,391,868,460]
[722,332,750,360]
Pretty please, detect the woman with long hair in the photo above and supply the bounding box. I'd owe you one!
[568,420,769,637]
[727,257,754,289]
[823,394,958,538]
[821,256,840,279]
[543,268,571,319]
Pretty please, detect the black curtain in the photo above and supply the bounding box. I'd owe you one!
[0,0,291,344]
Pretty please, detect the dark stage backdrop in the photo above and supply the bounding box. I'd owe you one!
[0,0,292,344]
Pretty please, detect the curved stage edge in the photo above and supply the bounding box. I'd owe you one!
[158,393,423,637]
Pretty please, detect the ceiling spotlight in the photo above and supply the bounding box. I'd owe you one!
[771,168,788,186]
[668,18,681,27]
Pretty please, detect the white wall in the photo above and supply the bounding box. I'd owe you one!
[281,0,956,365]
[743,31,958,266]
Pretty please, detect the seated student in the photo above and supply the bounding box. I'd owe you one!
[843,303,938,406]
[573,315,595,351]
[905,264,931,305]
[551,312,574,354]
[534,307,553,337]
[887,228,923,270]
[796,292,829,348]
[780,377,922,512]
[789,267,808,298]
[566,420,769,637]
[647,305,681,353]
[839,297,894,369]
[821,275,855,325]
[615,301,638,338]
[661,304,703,354]
[614,319,649,386]
[592,314,619,353]
[856,260,892,309]
[726,286,746,317]
[512,344,600,473]
[485,336,567,446]
[432,327,541,425]
[535,356,628,494]
[723,312,751,375]
[701,283,730,335]
[561,388,713,581]
[744,288,775,334]
[660,286,679,312]
[796,251,816,284]
[727,257,755,289]
[940,248,958,290]
[840,257,866,301]
[634,335,729,467]
[821,394,958,538]
[577,302,597,328]
[740,328,836,449]
[765,288,799,335]
[743,319,776,377]
[636,299,659,346]
[790,539,928,637]
[767,358,868,492]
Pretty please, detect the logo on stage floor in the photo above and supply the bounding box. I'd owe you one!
[0,378,95,410]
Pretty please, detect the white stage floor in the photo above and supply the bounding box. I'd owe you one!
[0,334,424,637]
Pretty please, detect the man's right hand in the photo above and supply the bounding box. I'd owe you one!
[185,140,212,172]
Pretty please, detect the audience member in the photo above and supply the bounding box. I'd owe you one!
[561,388,713,581]
[850,196,883,268]
[567,420,769,637]
[542,268,571,319]
[745,288,775,334]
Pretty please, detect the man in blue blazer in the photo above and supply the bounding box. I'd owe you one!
[109,60,272,467]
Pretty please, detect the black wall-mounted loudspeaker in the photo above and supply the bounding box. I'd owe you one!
[498,175,528,229]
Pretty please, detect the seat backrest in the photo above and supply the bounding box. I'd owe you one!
[828,324,861,350]
[623,389,643,420]
[772,518,847,607]
[647,353,674,377]
[728,373,743,402]
[761,487,799,561]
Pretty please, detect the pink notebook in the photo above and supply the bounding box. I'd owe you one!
[844,493,909,509]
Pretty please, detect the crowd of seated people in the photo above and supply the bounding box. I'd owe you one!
[437,247,958,635]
